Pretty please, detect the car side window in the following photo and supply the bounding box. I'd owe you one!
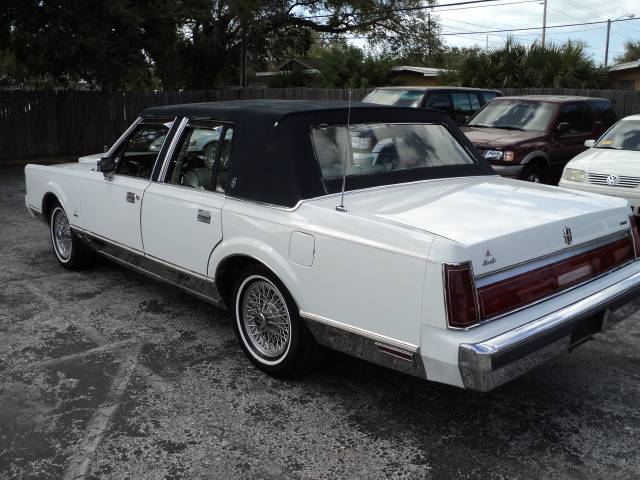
[216,127,234,193]
[451,93,472,113]
[115,123,170,179]
[468,93,482,111]
[558,103,591,134]
[424,92,451,111]
[482,92,498,103]
[165,125,224,191]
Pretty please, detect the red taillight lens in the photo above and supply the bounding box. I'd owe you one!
[444,263,479,329]
[629,216,640,258]
[477,237,634,319]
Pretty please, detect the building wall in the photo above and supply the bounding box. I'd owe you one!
[609,68,640,90]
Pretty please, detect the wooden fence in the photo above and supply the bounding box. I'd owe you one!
[1,87,638,162]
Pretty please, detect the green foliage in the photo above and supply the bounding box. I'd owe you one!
[2,0,436,91]
[441,39,608,89]
[615,41,640,63]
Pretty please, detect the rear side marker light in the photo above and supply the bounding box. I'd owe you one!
[443,262,480,329]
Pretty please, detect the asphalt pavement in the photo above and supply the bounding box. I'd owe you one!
[1,164,640,479]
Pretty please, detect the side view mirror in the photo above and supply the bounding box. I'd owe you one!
[97,156,116,179]
[556,122,570,134]
[584,139,596,148]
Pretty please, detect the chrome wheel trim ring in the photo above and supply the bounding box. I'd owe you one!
[236,275,292,365]
[51,207,72,262]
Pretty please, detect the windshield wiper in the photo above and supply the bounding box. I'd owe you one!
[466,123,493,128]
[493,125,526,131]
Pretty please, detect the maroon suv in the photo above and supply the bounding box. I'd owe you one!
[462,95,618,183]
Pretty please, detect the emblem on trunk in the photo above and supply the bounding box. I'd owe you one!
[483,249,496,266]
[606,175,619,186]
[563,226,573,245]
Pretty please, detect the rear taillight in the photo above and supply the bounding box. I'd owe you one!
[443,262,479,329]
[629,216,640,258]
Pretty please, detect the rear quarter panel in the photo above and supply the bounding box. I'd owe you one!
[211,198,434,348]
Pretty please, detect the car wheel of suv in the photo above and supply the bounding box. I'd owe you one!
[49,201,94,269]
[233,264,321,377]
[521,163,545,183]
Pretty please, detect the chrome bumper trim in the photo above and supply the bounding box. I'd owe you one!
[459,269,640,392]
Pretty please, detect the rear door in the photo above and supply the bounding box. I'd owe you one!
[141,120,234,276]
[450,92,475,125]
[82,120,171,251]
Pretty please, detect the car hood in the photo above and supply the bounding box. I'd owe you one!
[462,127,544,148]
[567,148,640,175]
[309,176,630,275]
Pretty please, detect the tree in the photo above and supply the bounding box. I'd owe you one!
[439,39,608,89]
[615,41,640,63]
[2,0,437,90]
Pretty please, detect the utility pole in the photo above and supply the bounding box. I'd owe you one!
[541,0,548,47]
[604,19,611,66]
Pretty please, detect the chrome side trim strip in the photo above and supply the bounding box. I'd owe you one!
[302,316,426,379]
[458,268,640,391]
[75,229,225,307]
[299,311,418,353]
[475,229,631,286]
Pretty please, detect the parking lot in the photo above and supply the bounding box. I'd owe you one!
[1,163,640,480]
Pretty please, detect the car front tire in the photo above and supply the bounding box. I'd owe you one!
[233,265,321,377]
[49,201,94,270]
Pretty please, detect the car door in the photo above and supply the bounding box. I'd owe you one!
[551,102,594,171]
[82,120,172,252]
[141,120,234,276]
[450,92,475,126]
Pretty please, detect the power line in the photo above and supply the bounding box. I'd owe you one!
[297,0,534,19]
[440,16,640,36]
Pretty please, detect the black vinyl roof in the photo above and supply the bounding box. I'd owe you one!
[143,100,495,207]
[142,99,389,123]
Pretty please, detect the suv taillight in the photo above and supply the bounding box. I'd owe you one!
[443,262,480,329]
[630,216,640,258]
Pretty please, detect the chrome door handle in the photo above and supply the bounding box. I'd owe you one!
[197,209,211,224]
[126,192,135,203]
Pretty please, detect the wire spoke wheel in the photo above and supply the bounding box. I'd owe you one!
[241,279,291,359]
[52,207,72,261]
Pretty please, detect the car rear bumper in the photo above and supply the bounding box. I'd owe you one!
[458,269,640,392]
[491,164,523,178]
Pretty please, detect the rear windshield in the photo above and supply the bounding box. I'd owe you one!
[363,89,424,108]
[311,123,475,179]
[468,100,558,132]
[596,120,640,151]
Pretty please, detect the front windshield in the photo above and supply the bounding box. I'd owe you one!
[467,100,557,132]
[596,120,640,151]
[312,123,475,179]
[363,89,424,108]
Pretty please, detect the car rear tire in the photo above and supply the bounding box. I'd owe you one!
[49,201,94,270]
[521,163,545,183]
[232,265,321,378]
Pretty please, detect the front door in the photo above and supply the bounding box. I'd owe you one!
[550,102,594,174]
[141,121,234,276]
[83,120,172,252]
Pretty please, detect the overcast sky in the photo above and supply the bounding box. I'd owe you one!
[433,0,639,65]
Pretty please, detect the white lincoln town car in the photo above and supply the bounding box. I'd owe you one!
[24,100,640,392]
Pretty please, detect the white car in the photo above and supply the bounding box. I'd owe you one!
[560,114,640,214]
[24,100,640,392]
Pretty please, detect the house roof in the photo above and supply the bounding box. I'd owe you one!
[391,66,447,77]
[609,60,640,72]
[255,58,321,77]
